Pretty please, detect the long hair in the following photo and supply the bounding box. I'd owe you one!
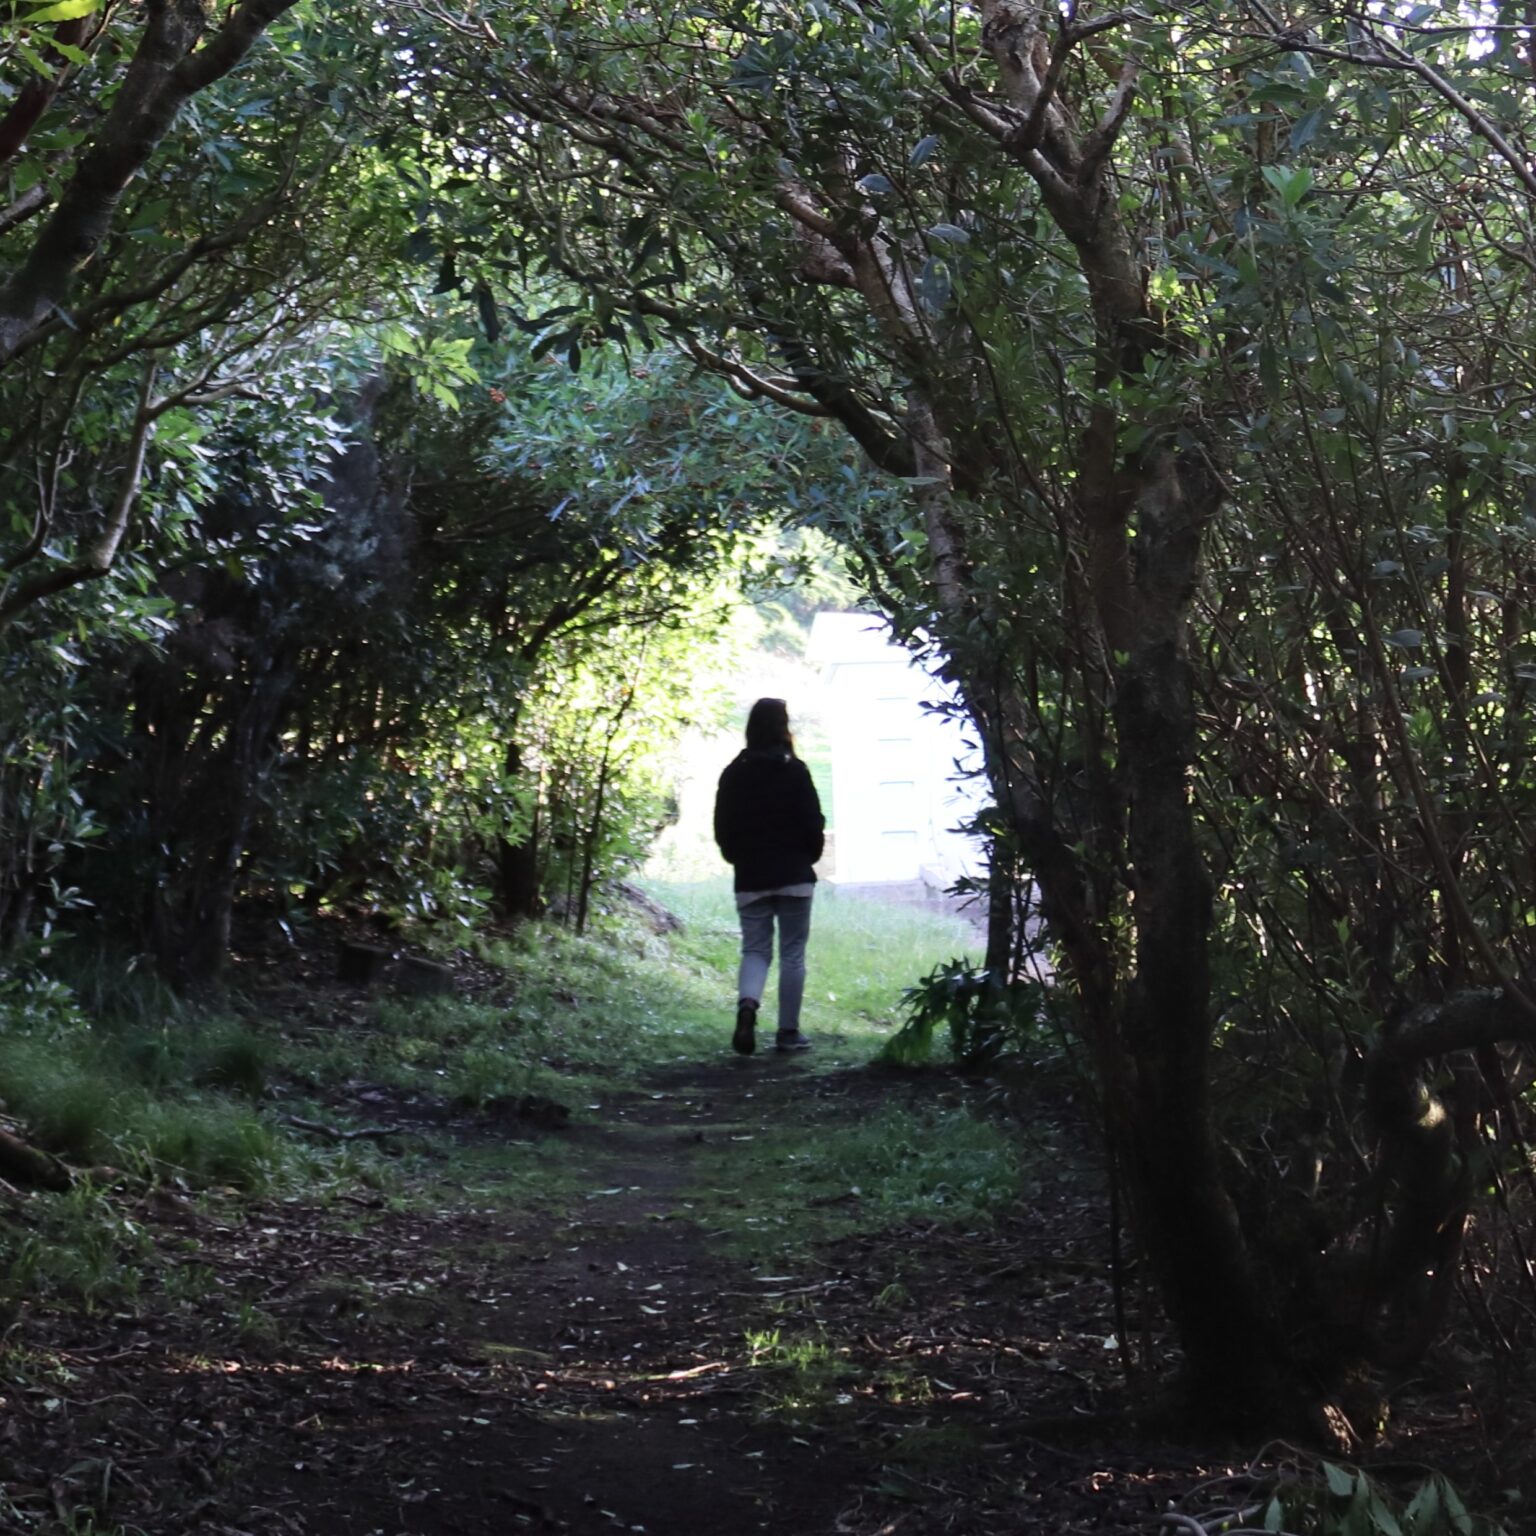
[745,697,795,756]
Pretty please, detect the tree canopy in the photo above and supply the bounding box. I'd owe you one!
[3,0,1536,1436]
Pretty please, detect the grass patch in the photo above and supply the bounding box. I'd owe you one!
[743,1324,849,1412]
[330,893,1008,1231]
[643,878,981,1042]
[0,1031,289,1186]
[275,884,976,1133]
[882,1423,989,1473]
[0,1183,152,1315]
[0,886,1003,1322]
[431,1137,598,1210]
[689,1096,1025,1260]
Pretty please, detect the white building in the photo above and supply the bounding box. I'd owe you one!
[806,612,988,891]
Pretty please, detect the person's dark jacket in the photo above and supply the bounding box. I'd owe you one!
[713,748,825,893]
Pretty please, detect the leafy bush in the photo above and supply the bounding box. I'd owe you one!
[1182,1462,1508,1536]
[879,962,1048,1070]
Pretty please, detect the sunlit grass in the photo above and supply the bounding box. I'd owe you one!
[312,894,1012,1246]
[0,884,996,1317]
[742,1324,847,1412]
[643,877,981,1057]
[289,882,979,1108]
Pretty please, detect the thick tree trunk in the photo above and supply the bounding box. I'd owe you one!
[1107,451,1299,1420]
[1116,635,1286,1412]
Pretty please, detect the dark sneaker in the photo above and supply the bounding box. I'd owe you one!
[775,1032,813,1053]
[732,999,759,1056]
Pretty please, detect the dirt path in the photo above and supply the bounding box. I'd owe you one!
[1,1052,1210,1536]
[272,1057,878,1535]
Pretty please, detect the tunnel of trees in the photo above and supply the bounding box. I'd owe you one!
[3,0,1536,1441]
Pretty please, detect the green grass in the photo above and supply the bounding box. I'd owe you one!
[643,877,981,1046]
[281,883,976,1117]
[0,1183,152,1315]
[0,1031,287,1186]
[283,889,1006,1246]
[882,1424,990,1473]
[742,1324,848,1411]
[0,883,996,1315]
[686,1096,1025,1261]
[280,987,607,1108]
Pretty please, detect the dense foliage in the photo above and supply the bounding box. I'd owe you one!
[0,4,872,976]
[391,0,1536,1428]
[4,0,1536,1438]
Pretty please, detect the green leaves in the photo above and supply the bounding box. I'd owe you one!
[1324,1462,1357,1498]
[3,0,104,24]
[1262,163,1314,211]
[1288,106,1327,152]
[1233,1465,1503,1536]
[727,31,797,93]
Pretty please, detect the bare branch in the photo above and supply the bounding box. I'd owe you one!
[0,15,90,172]
[678,337,833,415]
[0,0,300,362]
[773,182,842,243]
[1241,3,1536,203]
[0,185,51,239]
[1078,54,1139,186]
[174,0,303,95]
[0,362,158,630]
[1009,24,1078,155]
[1379,989,1536,1063]
[549,86,690,155]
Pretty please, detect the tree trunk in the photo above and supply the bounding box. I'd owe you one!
[1107,450,1300,1422]
[148,654,294,989]
[496,738,543,919]
[983,834,1015,982]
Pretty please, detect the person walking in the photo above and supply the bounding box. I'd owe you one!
[713,698,825,1055]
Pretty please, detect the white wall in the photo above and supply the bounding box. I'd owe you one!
[807,613,987,887]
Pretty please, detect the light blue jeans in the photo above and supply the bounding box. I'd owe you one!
[737,894,813,1035]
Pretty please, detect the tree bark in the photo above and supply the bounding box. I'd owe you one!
[497,738,544,919]
[0,16,91,173]
[144,649,295,989]
[1110,459,1286,1417]
[0,1126,73,1191]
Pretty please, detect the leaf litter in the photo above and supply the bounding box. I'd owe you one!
[0,942,1526,1535]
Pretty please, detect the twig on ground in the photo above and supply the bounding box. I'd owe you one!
[658,1360,730,1381]
[281,1116,399,1144]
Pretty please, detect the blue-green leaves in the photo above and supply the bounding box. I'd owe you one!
[1288,105,1327,152]
[909,134,941,167]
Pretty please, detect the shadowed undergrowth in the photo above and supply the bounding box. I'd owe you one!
[0,892,1513,1534]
